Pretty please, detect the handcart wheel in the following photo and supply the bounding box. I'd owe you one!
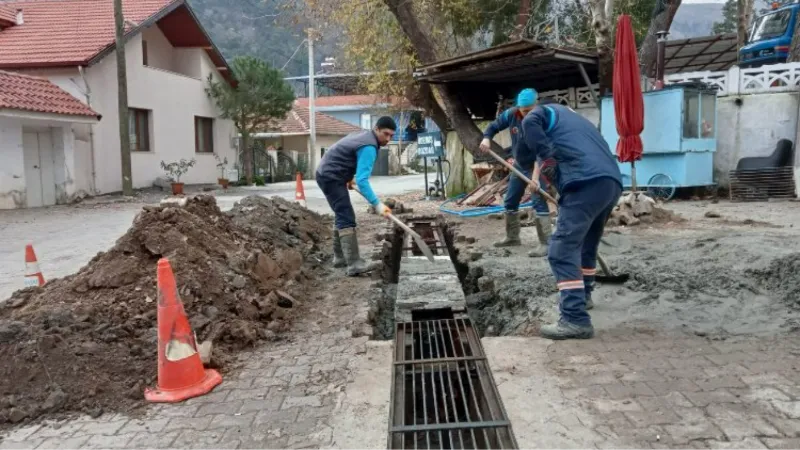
[647,173,677,201]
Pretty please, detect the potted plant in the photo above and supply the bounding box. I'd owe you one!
[214,153,230,189]
[160,158,196,195]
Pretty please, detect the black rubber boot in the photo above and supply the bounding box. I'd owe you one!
[339,227,381,276]
[528,215,553,257]
[332,228,346,268]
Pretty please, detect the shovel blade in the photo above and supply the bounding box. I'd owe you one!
[595,274,630,284]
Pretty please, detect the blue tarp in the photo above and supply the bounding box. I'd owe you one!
[439,195,535,217]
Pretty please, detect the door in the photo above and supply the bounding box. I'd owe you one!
[22,131,57,208]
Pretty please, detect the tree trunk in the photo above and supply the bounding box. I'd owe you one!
[588,0,614,95]
[641,0,683,77]
[737,0,754,50]
[114,0,133,196]
[511,0,532,40]
[383,0,487,155]
[241,130,253,185]
[406,82,449,132]
[790,11,800,62]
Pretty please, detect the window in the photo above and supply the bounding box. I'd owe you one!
[129,108,151,152]
[749,9,792,43]
[683,92,699,139]
[195,117,214,153]
[142,40,148,66]
[700,93,716,138]
[360,113,371,130]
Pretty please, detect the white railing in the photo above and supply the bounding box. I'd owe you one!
[539,85,599,109]
[665,61,800,96]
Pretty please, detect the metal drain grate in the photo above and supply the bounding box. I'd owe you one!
[389,318,518,449]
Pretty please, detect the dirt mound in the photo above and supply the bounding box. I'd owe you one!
[0,195,331,426]
[747,253,800,308]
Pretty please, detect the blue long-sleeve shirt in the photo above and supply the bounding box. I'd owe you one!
[483,107,525,158]
[355,145,379,205]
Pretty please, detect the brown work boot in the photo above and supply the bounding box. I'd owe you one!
[494,212,522,247]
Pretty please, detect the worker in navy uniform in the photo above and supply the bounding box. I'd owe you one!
[480,88,553,257]
[316,116,396,277]
[519,103,623,340]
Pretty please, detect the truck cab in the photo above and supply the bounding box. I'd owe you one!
[739,2,800,68]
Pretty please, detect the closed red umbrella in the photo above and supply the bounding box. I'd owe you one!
[613,15,644,192]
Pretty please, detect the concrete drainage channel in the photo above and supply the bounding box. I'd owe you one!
[370,215,518,450]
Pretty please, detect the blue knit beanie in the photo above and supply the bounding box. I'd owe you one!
[516,88,538,108]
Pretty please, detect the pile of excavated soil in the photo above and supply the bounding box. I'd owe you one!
[0,195,331,426]
[608,193,685,227]
[747,253,800,308]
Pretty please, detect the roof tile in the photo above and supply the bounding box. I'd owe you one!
[295,95,413,109]
[0,70,99,117]
[0,0,173,67]
[268,106,360,135]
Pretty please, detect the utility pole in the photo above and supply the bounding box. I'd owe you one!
[307,28,317,179]
[114,0,133,195]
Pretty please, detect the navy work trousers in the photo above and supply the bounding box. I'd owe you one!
[316,175,357,230]
[505,162,550,217]
[547,176,621,326]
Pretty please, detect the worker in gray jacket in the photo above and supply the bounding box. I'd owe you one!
[316,117,396,276]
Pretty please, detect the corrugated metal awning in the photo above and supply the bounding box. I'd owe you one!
[664,33,738,74]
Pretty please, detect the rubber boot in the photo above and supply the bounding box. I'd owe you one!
[528,216,553,257]
[339,227,380,277]
[332,229,346,268]
[494,212,522,248]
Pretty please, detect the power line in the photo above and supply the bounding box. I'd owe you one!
[282,39,308,71]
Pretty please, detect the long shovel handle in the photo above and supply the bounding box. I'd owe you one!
[483,148,558,205]
[351,187,436,263]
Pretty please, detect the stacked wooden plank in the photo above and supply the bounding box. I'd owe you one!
[456,164,534,207]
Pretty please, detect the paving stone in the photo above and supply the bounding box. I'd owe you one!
[28,422,84,440]
[741,374,795,387]
[225,427,288,449]
[206,412,257,430]
[274,364,311,377]
[684,389,741,407]
[81,433,136,449]
[694,376,747,391]
[124,430,180,449]
[171,429,225,449]
[225,387,270,401]
[153,403,202,418]
[704,438,767,449]
[283,395,322,409]
[0,425,41,442]
[765,416,800,437]
[163,415,213,432]
[730,386,792,403]
[0,439,42,449]
[560,385,609,400]
[287,423,334,447]
[604,382,657,399]
[251,376,290,388]
[239,395,285,414]
[195,400,244,417]
[647,379,702,395]
[34,435,90,449]
[625,409,682,427]
[591,398,642,413]
[253,407,301,427]
[761,438,800,449]
[74,419,128,436]
[711,415,781,441]
[771,401,800,418]
[117,418,169,434]
[663,420,725,444]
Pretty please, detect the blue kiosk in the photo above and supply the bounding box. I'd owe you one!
[600,83,718,199]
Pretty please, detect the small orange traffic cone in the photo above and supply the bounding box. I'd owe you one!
[145,258,222,403]
[295,172,307,207]
[24,244,45,288]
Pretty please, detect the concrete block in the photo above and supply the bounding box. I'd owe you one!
[398,256,455,276]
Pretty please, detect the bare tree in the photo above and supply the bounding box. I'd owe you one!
[738,0,755,49]
[588,0,614,95]
[641,0,683,77]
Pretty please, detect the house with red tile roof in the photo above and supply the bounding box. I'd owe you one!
[251,105,360,179]
[0,0,238,199]
[0,70,100,208]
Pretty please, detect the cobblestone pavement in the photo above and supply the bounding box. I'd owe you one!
[546,328,800,449]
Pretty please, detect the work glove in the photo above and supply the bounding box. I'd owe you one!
[346,179,355,190]
[479,138,492,153]
[373,202,392,217]
[540,158,557,183]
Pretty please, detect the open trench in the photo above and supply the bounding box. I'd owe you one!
[368,215,517,450]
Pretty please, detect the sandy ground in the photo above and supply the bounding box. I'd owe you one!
[437,197,800,339]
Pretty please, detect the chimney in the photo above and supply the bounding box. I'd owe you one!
[655,31,669,89]
[15,9,23,25]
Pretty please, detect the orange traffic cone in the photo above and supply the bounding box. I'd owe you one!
[295,172,307,207]
[24,244,45,288]
[145,258,222,403]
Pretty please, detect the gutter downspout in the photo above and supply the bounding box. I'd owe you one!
[78,66,98,194]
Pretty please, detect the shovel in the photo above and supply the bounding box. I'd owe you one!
[484,148,630,284]
[352,188,436,263]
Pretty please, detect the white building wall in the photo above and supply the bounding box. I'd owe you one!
[0,118,26,208]
[21,25,237,194]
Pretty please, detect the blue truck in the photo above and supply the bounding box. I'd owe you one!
[739,2,800,68]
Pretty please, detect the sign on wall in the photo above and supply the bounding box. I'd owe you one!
[417,131,444,158]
